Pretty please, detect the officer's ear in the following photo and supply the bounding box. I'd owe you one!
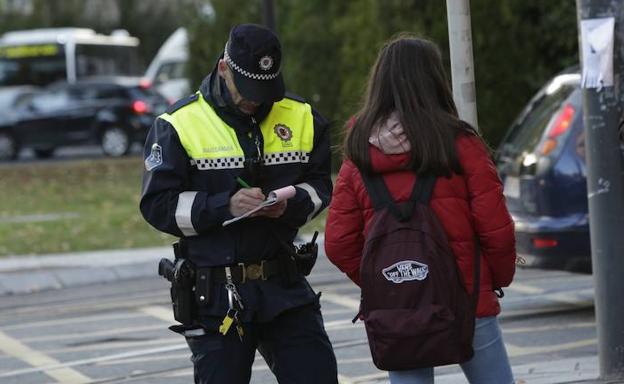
[218,59,228,78]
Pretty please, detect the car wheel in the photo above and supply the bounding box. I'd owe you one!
[34,148,55,159]
[0,132,19,161]
[101,126,130,157]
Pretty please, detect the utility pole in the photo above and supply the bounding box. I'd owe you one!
[576,0,624,380]
[262,0,276,33]
[446,0,479,131]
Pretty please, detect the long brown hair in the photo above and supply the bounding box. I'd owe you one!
[345,34,472,177]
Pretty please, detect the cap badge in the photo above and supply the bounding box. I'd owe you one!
[259,55,274,71]
[274,124,293,142]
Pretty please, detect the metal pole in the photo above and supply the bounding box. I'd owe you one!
[576,0,624,380]
[446,0,479,131]
[262,0,276,33]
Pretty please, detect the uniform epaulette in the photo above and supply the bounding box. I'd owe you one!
[284,92,306,104]
[166,93,199,114]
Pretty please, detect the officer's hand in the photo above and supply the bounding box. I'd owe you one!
[229,188,265,217]
[259,200,287,218]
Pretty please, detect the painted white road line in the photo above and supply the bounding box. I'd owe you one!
[500,303,593,319]
[321,307,354,316]
[21,324,164,343]
[322,293,360,310]
[0,330,92,383]
[507,338,596,357]
[506,282,545,294]
[4,292,165,317]
[348,349,599,384]
[41,337,181,355]
[503,321,595,334]
[0,312,144,331]
[95,352,189,366]
[140,305,175,323]
[338,374,356,384]
[324,318,358,330]
[349,371,388,383]
[0,343,187,379]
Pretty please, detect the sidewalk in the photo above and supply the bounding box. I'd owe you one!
[0,246,171,295]
[0,242,612,384]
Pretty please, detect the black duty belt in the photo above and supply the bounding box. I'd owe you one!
[211,259,281,284]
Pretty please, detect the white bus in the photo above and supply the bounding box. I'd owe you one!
[0,28,143,87]
[144,27,190,102]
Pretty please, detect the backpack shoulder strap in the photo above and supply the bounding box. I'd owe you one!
[360,172,390,211]
[408,174,436,205]
[360,172,410,220]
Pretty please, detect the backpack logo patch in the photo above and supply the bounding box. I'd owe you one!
[382,260,429,283]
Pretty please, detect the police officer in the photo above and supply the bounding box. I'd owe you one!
[140,24,338,383]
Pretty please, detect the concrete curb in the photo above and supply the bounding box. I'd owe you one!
[0,247,172,296]
[0,235,315,296]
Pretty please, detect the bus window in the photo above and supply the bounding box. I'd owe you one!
[0,44,66,86]
[75,44,142,79]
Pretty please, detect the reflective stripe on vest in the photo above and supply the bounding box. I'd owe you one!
[158,94,314,170]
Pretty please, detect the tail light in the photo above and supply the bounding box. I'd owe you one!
[132,100,149,115]
[533,237,558,249]
[540,104,575,156]
[139,79,152,89]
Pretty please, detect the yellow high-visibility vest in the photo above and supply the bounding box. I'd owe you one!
[158,94,314,170]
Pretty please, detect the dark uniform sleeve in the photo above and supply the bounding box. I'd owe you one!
[278,108,333,228]
[139,118,234,237]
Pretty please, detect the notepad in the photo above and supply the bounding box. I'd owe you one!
[222,185,296,226]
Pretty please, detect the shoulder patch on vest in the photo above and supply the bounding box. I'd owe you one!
[166,94,199,114]
[284,92,306,104]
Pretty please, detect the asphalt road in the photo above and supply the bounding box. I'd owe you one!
[1,144,143,165]
[0,256,596,384]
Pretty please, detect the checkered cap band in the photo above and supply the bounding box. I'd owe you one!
[263,151,310,165]
[224,43,281,81]
[190,157,245,170]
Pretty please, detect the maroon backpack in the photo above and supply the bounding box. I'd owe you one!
[358,173,480,371]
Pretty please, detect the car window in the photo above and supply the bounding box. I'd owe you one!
[95,86,125,99]
[0,91,19,110]
[0,89,35,110]
[66,87,97,101]
[127,86,165,100]
[155,61,186,83]
[29,90,73,112]
[501,81,577,158]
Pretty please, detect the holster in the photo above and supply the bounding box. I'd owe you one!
[159,242,199,325]
[170,280,195,325]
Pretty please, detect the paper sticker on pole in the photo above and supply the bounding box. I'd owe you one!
[580,17,614,89]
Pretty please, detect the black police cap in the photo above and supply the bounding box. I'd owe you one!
[224,24,285,103]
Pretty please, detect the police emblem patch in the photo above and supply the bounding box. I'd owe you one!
[259,55,274,71]
[382,260,429,283]
[145,143,163,171]
[274,124,293,142]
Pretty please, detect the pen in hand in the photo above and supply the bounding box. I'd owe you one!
[236,177,252,189]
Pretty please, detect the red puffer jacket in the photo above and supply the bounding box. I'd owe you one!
[325,133,516,317]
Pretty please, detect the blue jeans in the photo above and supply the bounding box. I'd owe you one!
[388,316,514,384]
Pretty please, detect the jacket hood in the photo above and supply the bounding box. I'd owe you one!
[369,111,411,154]
[369,112,411,174]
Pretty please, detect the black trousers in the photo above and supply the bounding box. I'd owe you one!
[185,303,339,384]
